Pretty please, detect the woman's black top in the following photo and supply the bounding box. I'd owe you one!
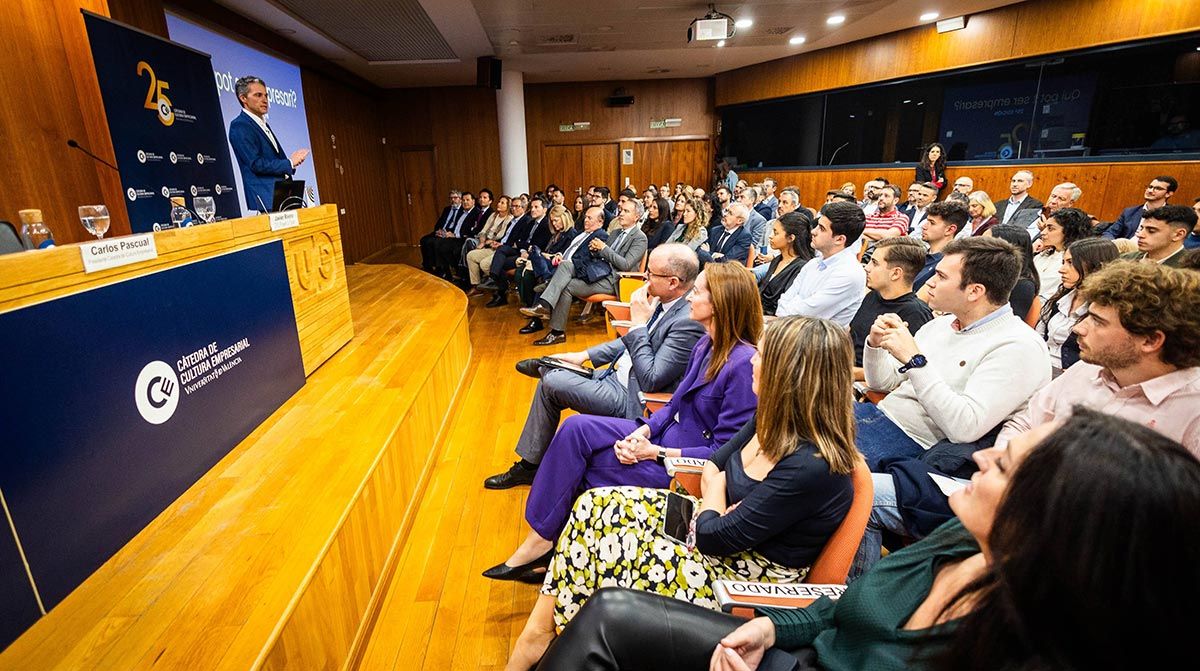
[695,417,854,568]
[1008,277,1036,321]
[915,164,946,191]
[758,256,808,316]
[642,220,675,251]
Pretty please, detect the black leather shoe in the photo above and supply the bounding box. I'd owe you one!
[485,293,508,308]
[518,318,544,334]
[484,461,538,489]
[515,358,543,378]
[533,332,566,346]
[517,567,550,584]
[481,549,553,581]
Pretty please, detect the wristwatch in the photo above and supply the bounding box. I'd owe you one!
[898,354,928,374]
[656,447,668,464]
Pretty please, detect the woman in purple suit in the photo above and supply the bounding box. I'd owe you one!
[483,263,763,587]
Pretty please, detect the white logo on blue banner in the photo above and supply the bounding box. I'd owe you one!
[135,360,179,424]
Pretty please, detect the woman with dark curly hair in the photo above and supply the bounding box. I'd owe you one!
[1033,207,1096,300]
[915,143,947,193]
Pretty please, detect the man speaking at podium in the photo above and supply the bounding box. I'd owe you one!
[228,75,309,213]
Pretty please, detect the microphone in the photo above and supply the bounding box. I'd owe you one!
[66,139,119,171]
[827,142,850,166]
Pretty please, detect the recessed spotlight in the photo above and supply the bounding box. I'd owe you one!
[920,12,939,21]
[827,15,845,25]
[849,115,856,119]
[717,39,726,47]
[734,19,753,29]
[903,99,912,104]
[789,36,806,45]
[917,101,925,106]
[508,40,519,45]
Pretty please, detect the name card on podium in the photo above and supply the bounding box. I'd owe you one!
[80,234,158,273]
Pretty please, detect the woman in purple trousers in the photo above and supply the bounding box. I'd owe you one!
[484,263,763,584]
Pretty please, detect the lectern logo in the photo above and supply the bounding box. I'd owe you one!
[137,150,147,163]
[135,361,180,424]
[136,61,174,126]
[127,188,137,201]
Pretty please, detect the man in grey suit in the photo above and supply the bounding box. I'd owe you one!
[522,198,649,345]
[484,244,704,489]
[738,187,769,252]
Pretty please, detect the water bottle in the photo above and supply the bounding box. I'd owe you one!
[170,197,194,228]
[18,209,55,249]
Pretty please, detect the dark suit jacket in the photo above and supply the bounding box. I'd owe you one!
[1103,204,1146,240]
[432,205,461,233]
[528,215,553,249]
[586,294,705,418]
[994,195,1044,226]
[458,206,492,238]
[499,213,534,247]
[703,225,753,264]
[570,228,610,282]
[228,110,294,211]
[640,336,758,459]
[753,202,774,221]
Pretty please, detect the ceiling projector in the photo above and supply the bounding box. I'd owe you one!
[688,5,735,43]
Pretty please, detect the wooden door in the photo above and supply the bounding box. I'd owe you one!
[394,149,437,246]
[581,144,620,195]
[543,144,583,198]
[630,139,711,192]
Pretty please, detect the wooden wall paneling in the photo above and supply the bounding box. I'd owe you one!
[106,0,168,36]
[715,0,1200,107]
[737,160,1200,223]
[301,69,395,264]
[417,87,503,199]
[581,144,620,196]
[0,0,132,245]
[630,140,670,192]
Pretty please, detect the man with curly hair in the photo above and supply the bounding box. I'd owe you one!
[997,261,1200,456]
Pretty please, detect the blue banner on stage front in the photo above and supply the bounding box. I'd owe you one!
[83,11,241,232]
[0,241,304,648]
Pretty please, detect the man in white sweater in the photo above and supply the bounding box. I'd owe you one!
[858,236,1051,469]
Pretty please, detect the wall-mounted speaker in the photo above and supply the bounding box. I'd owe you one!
[477,57,501,89]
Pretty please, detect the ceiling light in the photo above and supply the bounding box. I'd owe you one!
[597,25,613,32]
[508,40,519,45]
[734,19,753,29]
[920,12,939,21]
[849,115,856,119]
[917,101,925,105]
[903,99,912,103]
[789,36,806,45]
[936,16,967,33]
[827,15,845,25]
[716,39,726,47]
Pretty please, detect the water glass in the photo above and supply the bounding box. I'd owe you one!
[194,196,216,224]
[78,204,111,239]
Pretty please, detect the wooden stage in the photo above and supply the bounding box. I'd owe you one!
[0,260,610,670]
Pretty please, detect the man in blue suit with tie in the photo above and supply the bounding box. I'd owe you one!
[228,75,309,213]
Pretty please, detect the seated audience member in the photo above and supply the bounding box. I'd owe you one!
[897,182,919,218]
[669,196,710,250]
[776,201,867,326]
[994,170,1042,227]
[850,237,933,380]
[484,264,761,583]
[1102,175,1178,239]
[1037,238,1119,376]
[825,190,857,205]
[487,196,550,307]
[536,412,1200,671]
[1003,261,1200,456]
[945,191,969,207]
[752,185,774,222]
[952,175,974,196]
[1032,207,1094,301]
[420,189,464,273]
[861,185,909,242]
[701,202,753,265]
[912,200,966,291]
[509,317,860,670]
[463,195,514,292]
[760,177,780,219]
[424,191,476,278]
[758,211,815,316]
[860,177,887,216]
[903,182,938,237]
[520,201,648,345]
[1188,197,1200,249]
[713,184,732,221]
[590,186,616,227]
[915,143,946,193]
[485,245,705,488]
[515,206,578,332]
[1020,182,1081,237]
[640,196,675,251]
[985,224,1041,320]
[736,187,769,251]
[966,190,998,237]
[858,237,1050,469]
[1122,204,1197,267]
[839,182,856,197]
[434,189,492,279]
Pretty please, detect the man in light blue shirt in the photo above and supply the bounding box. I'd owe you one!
[776,201,867,326]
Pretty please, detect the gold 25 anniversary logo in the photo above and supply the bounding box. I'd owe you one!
[136,60,174,126]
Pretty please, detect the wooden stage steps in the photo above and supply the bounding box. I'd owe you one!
[0,264,483,670]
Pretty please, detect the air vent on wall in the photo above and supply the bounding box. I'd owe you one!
[538,34,577,46]
[763,26,793,35]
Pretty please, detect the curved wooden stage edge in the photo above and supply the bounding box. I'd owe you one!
[0,263,472,669]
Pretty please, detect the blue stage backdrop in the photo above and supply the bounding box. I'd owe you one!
[0,241,305,648]
[83,11,242,232]
[165,12,321,216]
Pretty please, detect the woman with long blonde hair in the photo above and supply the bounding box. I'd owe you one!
[671,196,710,250]
[504,315,860,670]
